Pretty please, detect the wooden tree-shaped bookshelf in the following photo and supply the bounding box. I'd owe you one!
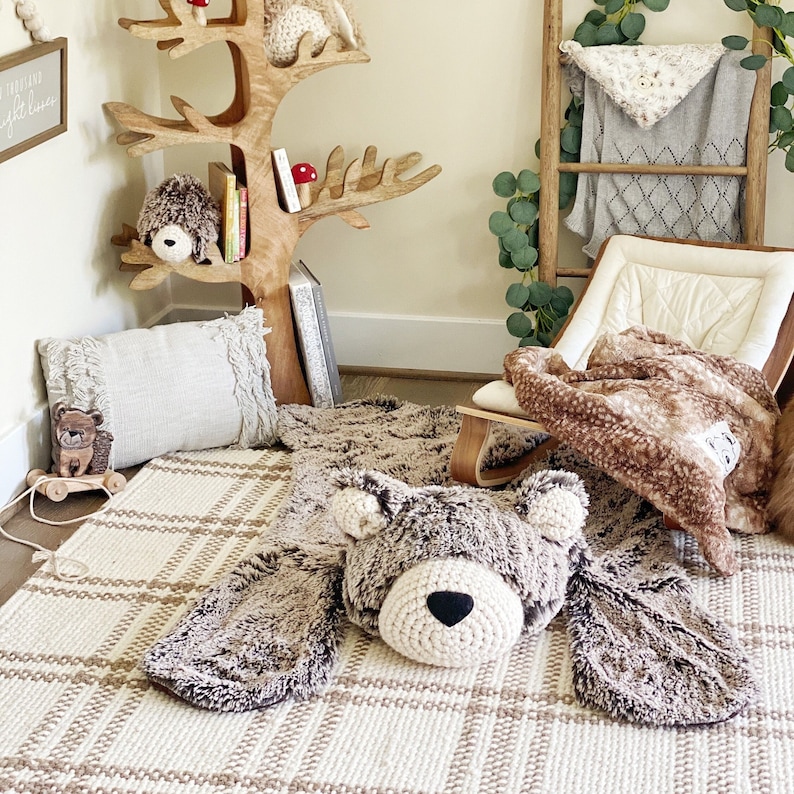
[106,0,441,405]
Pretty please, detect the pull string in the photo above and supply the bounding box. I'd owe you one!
[2,1,53,43]
[0,475,115,582]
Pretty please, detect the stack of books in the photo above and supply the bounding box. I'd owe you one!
[288,260,343,409]
[208,161,248,264]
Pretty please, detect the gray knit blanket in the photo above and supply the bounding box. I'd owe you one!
[565,50,756,257]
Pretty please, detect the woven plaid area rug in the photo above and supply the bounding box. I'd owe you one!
[1,423,794,792]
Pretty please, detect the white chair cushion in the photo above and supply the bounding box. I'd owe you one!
[474,235,794,416]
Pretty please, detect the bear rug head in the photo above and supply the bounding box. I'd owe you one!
[136,173,221,264]
[143,467,758,727]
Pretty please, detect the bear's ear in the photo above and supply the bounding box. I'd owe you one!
[52,401,68,420]
[513,469,589,541]
[88,408,103,427]
[331,469,412,540]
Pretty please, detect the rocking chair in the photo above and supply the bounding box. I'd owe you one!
[451,234,794,487]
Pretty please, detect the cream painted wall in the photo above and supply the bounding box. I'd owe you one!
[159,0,794,371]
[2,0,794,505]
[0,1,168,504]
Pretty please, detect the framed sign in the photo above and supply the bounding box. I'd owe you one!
[0,37,67,164]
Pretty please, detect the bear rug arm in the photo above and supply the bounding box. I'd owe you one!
[142,544,346,712]
[566,559,758,727]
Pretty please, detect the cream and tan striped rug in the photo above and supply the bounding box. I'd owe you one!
[2,419,794,792]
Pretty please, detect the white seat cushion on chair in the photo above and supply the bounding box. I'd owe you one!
[474,235,794,416]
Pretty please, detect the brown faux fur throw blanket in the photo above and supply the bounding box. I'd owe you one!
[504,325,780,576]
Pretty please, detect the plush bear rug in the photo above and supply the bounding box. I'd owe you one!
[1,398,793,793]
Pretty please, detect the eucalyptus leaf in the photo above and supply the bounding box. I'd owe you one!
[740,54,768,71]
[782,12,794,38]
[642,0,669,10]
[550,294,571,316]
[771,105,794,133]
[501,228,529,253]
[551,316,569,337]
[492,171,517,198]
[723,0,748,10]
[771,81,789,107]
[498,252,514,269]
[574,21,599,47]
[507,312,533,339]
[519,336,544,348]
[527,281,553,307]
[777,130,794,149]
[560,172,578,196]
[783,67,794,94]
[488,211,515,236]
[620,12,645,40]
[506,283,531,309]
[511,246,539,271]
[604,0,624,14]
[553,285,576,307]
[722,35,749,50]
[534,138,541,160]
[516,169,541,195]
[560,125,582,154]
[566,104,584,128]
[786,146,794,173]
[509,199,539,226]
[584,10,607,26]
[559,192,575,211]
[537,331,554,347]
[754,3,784,28]
[596,23,621,45]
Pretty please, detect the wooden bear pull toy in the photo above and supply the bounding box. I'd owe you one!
[27,402,126,502]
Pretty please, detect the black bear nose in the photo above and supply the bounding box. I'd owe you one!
[426,591,474,627]
[164,239,176,247]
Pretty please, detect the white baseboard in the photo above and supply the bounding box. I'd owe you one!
[328,312,513,374]
[0,407,50,513]
[1,308,510,509]
[160,305,514,373]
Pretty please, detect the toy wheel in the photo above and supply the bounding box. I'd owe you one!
[44,479,69,502]
[104,472,127,494]
[26,469,48,488]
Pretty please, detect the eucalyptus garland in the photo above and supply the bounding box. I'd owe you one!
[490,0,793,348]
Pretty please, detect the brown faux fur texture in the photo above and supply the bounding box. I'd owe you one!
[504,325,780,577]
[768,396,794,541]
[141,397,758,725]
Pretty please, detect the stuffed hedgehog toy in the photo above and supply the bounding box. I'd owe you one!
[263,0,363,66]
[136,173,221,264]
[143,467,757,726]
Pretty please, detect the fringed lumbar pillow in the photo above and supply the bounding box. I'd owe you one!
[38,307,278,469]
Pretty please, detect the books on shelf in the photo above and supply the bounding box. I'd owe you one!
[272,147,301,213]
[238,183,248,261]
[208,161,238,264]
[288,260,342,408]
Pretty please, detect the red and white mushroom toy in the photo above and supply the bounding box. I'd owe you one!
[291,162,318,208]
[187,0,209,26]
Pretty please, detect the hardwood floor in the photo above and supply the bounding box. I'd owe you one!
[0,370,491,606]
